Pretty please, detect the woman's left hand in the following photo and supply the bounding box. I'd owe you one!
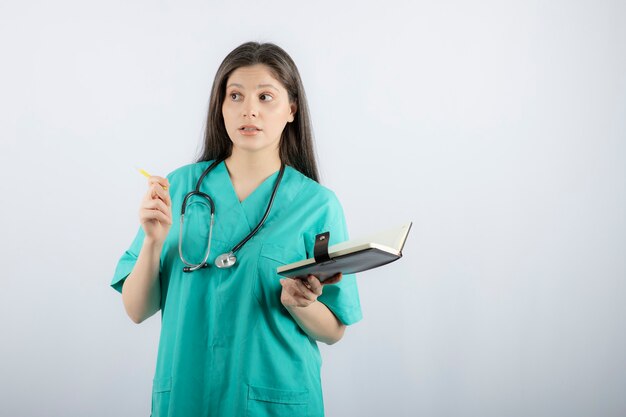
[279,273,343,308]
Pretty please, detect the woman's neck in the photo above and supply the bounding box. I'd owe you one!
[225,148,281,180]
[224,148,282,201]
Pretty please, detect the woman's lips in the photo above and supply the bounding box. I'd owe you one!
[239,126,261,136]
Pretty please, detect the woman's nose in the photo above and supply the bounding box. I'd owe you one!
[242,100,257,118]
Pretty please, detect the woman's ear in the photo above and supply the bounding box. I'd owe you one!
[288,102,297,123]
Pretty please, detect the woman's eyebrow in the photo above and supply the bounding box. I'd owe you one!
[227,83,279,91]
[257,84,279,91]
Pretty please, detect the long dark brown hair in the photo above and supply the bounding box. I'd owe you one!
[197,42,319,182]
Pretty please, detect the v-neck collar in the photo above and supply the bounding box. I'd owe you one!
[195,160,305,248]
[212,161,282,235]
[222,161,282,207]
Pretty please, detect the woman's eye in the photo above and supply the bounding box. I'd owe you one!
[230,92,241,100]
[260,93,273,102]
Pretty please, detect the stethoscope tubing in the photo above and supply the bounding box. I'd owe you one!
[179,158,285,272]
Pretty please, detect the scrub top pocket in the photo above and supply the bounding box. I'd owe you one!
[246,384,308,417]
[254,243,305,308]
[150,377,172,417]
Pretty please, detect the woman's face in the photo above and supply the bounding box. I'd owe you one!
[222,64,296,157]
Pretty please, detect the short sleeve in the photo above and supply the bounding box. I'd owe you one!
[110,226,146,293]
[311,197,363,326]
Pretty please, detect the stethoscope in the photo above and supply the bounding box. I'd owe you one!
[178,159,285,272]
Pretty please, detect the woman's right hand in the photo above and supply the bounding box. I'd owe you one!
[139,176,172,244]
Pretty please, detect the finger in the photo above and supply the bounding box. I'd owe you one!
[141,208,172,225]
[141,199,172,222]
[148,176,170,191]
[143,197,170,215]
[150,184,172,207]
[280,280,309,308]
[306,275,323,296]
[321,272,343,286]
[280,278,298,294]
[294,278,317,301]
[280,279,302,300]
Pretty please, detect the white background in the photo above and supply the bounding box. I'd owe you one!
[1,1,625,416]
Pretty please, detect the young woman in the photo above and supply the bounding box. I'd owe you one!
[111,41,362,417]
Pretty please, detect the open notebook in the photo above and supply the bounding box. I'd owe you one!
[277,222,412,281]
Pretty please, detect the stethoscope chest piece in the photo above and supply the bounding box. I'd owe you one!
[215,252,237,269]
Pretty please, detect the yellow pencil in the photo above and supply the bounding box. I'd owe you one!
[138,168,168,190]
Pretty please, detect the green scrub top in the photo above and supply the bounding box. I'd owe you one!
[111,161,362,417]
